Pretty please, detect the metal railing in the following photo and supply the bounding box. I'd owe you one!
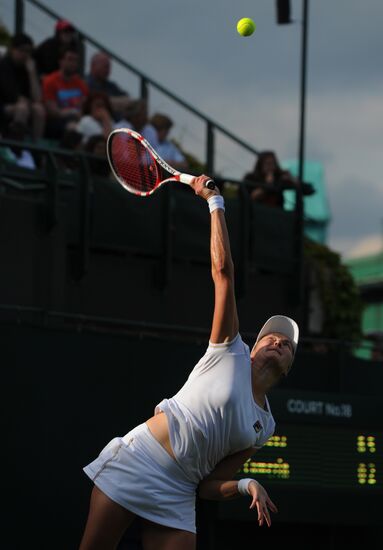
[0,301,368,352]
[1,303,380,387]
[0,137,251,285]
[14,0,260,174]
[9,0,308,308]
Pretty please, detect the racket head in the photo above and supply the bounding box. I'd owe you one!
[107,128,178,196]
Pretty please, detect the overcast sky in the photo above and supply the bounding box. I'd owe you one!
[1,0,382,259]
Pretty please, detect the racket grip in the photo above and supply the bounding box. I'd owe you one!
[205,180,216,190]
[180,174,216,190]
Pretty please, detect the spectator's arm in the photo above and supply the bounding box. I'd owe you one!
[250,187,266,201]
[44,99,80,119]
[44,99,60,117]
[281,170,299,187]
[93,107,113,138]
[25,57,42,102]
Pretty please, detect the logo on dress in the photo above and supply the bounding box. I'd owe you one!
[253,420,263,433]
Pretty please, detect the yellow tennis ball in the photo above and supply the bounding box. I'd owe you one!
[237,17,256,37]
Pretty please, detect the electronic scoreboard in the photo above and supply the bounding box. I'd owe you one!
[237,390,383,492]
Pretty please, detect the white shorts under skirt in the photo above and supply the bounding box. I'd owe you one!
[83,423,198,533]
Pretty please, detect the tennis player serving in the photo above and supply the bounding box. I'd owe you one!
[79,174,299,550]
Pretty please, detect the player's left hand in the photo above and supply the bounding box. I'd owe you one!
[248,480,278,527]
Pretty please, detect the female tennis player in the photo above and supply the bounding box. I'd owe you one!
[79,174,299,550]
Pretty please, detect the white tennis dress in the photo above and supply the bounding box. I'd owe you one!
[83,333,275,532]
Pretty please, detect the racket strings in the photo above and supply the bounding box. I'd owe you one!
[110,133,159,193]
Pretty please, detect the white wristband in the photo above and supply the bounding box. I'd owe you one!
[207,195,225,213]
[237,478,253,496]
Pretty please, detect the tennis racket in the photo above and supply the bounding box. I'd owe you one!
[107,128,215,196]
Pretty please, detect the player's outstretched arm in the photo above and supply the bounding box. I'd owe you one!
[189,175,239,344]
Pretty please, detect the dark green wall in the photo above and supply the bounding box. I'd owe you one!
[4,323,383,548]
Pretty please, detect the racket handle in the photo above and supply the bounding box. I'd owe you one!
[180,173,216,190]
[205,180,216,190]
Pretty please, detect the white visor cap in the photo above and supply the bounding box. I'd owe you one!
[251,315,299,355]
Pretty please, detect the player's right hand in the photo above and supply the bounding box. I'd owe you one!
[190,175,219,200]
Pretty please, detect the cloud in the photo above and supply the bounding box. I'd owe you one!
[308,0,383,91]
[331,234,383,260]
[327,175,383,247]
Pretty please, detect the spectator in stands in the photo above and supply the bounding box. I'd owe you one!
[113,98,159,149]
[85,52,131,121]
[243,151,299,209]
[76,91,114,144]
[0,120,36,169]
[150,112,188,170]
[83,134,110,178]
[34,19,83,77]
[42,46,89,139]
[0,33,45,141]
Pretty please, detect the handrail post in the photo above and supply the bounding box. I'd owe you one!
[75,153,92,279]
[15,0,25,35]
[140,77,149,102]
[295,0,309,316]
[45,151,59,230]
[206,121,214,175]
[77,32,86,76]
[236,182,250,299]
[156,186,173,290]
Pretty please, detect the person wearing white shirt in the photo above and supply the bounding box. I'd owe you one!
[150,112,188,171]
[112,98,159,150]
[76,91,113,144]
[79,174,299,550]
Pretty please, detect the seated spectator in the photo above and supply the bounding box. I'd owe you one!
[34,19,84,78]
[113,98,159,149]
[85,52,131,120]
[243,150,299,208]
[0,33,45,141]
[150,113,188,170]
[83,134,110,178]
[0,120,36,169]
[76,91,113,144]
[42,46,89,139]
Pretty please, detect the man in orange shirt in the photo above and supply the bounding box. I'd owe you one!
[42,46,88,139]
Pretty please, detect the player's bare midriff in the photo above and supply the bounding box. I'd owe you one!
[146,412,176,460]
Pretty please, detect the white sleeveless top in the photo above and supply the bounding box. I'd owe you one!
[155,333,275,484]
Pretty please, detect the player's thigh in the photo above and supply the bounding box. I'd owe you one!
[79,485,136,550]
[141,519,196,550]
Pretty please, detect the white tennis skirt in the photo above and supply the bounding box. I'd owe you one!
[83,423,198,533]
